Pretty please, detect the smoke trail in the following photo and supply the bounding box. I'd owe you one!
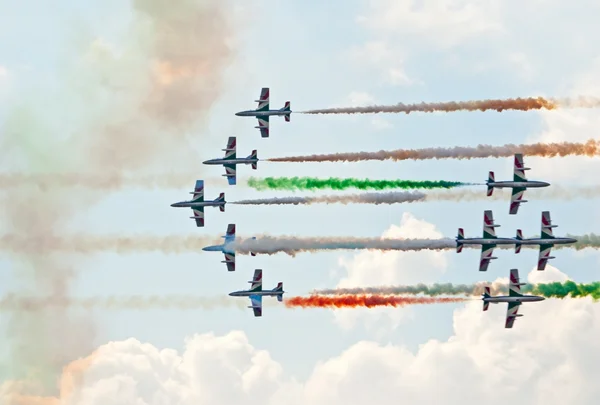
[234,185,600,207]
[231,236,456,256]
[232,191,427,206]
[300,96,600,115]
[314,281,600,300]
[0,0,235,395]
[0,173,229,190]
[531,281,600,299]
[0,294,254,311]
[285,294,470,308]
[266,139,600,163]
[247,176,471,191]
[0,234,220,255]
[1,233,598,256]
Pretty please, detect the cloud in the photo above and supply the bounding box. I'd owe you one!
[357,0,504,48]
[345,41,416,86]
[6,297,600,405]
[331,212,449,331]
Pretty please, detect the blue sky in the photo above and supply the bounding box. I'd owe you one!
[1,1,600,403]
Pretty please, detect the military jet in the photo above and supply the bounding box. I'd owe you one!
[486,154,550,215]
[202,137,258,185]
[229,269,284,317]
[456,210,515,271]
[202,224,256,271]
[514,211,577,270]
[235,87,291,138]
[170,180,225,227]
[482,268,545,328]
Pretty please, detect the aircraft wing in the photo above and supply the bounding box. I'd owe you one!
[256,116,269,138]
[249,294,262,317]
[537,244,553,270]
[513,153,529,182]
[509,187,526,215]
[508,269,524,297]
[505,301,521,328]
[479,243,497,271]
[191,207,204,227]
[249,269,263,291]
[224,163,236,185]
[223,252,235,272]
[257,87,269,109]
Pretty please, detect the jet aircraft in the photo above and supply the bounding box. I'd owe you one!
[202,224,256,271]
[235,87,291,138]
[456,210,515,271]
[514,211,577,270]
[482,268,544,328]
[228,269,285,317]
[202,137,258,185]
[170,180,225,227]
[486,154,550,215]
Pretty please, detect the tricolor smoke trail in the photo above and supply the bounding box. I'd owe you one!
[266,139,600,163]
[314,281,600,300]
[247,176,471,191]
[285,294,470,309]
[300,96,600,115]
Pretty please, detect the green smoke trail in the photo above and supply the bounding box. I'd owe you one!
[314,281,600,300]
[247,176,472,192]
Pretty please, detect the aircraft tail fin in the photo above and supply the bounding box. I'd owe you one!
[487,171,494,196]
[249,150,258,169]
[482,286,491,310]
[515,229,523,253]
[282,101,291,122]
[274,282,284,301]
[216,193,225,211]
[456,228,464,253]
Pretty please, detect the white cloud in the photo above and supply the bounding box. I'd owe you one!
[6,297,600,405]
[0,65,7,79]
[346,41,416,86]
[370,117,392,130]
[527,264,570,284]
[332,212,449,331]
[357,0,504,48]
[345,91,376,106]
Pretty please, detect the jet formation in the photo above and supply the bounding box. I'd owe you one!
[168,87,573,325]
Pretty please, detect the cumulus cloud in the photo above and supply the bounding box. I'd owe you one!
[332,212,449,331]
[5,297,600,405]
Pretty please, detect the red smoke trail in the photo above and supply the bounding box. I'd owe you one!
[285,294,469,308]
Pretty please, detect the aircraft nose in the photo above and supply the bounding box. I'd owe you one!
[202,160,209,164]
[201,247,208,251]
[170,203,177,207]
[228,292,234,296]
[235,112,241,116]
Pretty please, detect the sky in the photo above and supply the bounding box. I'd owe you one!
[1,0,600,404]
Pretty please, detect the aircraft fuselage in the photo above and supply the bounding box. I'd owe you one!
[458,238,516,245]
[484,295,545,303]
[203,157,259,165]
[202,243,233,254]
[235,110,290,117]
[516,237,577,245]
[229,290,284,297]
[488,180,550,188]
[170,200,225,208]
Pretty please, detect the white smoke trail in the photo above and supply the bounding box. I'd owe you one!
[267,139,600,162]
[232,191,427,205]
[230,236,456,256]
[0,294,275,311]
